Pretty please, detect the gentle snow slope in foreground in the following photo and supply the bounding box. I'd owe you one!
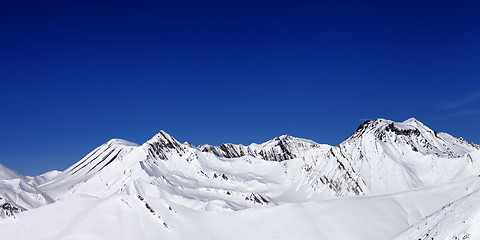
[1,176,480,240]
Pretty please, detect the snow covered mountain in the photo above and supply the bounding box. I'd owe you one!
[0,163,53,217]
[1,118,479,239]
[329,118,480,195]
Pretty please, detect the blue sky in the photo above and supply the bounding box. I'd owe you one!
[1,1,479,176]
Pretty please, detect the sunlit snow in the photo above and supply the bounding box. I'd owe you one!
[1,118,479,239]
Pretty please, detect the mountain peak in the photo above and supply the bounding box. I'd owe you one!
[106,139,139,147]
[149,130,180,146]
[145,130,185,160]
[349,119,378,139]
[344,118,476,158]
[268,134,318,145]
[274,134,293,140]
[403,117,420,123]
[347,118,427,143]
[199,134,320,161]
[400,117,430,130]
[350,118,429,139]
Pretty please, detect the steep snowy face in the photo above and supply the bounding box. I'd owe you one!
[64,138,139,176]
[349,118,477,158]
[136,132,328,210]
[144,131,190,160]
[0,163,25,181]
[199,135,320,161]
[37,139,140,200]
[332,118,480,194]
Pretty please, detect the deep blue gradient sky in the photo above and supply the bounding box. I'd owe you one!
[1,1,480,176]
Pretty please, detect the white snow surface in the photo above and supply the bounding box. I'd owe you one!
[1,118,480,239]
[0,163,53,211]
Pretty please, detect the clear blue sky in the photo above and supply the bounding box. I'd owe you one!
[1,1,479,176]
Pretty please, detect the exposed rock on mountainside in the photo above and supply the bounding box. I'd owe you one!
[1,118,480,240]
[0,196,21,218]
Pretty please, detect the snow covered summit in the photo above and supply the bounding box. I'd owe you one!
[1,118,480,239]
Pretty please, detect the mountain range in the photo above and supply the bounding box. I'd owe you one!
[1,118,479,239]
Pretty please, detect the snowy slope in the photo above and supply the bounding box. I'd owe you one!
[0,163,25,180]
[0,164,53,208]
[38,132,331,210]
[2,176,480,240]
[1,118,480,239]
[328,118,480,195]
[393,151,480,240]
[199,134,321,161]
[0,164,54,217]
[37,139,140,200]
[393,185,480,239]
[31,118,480,211]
